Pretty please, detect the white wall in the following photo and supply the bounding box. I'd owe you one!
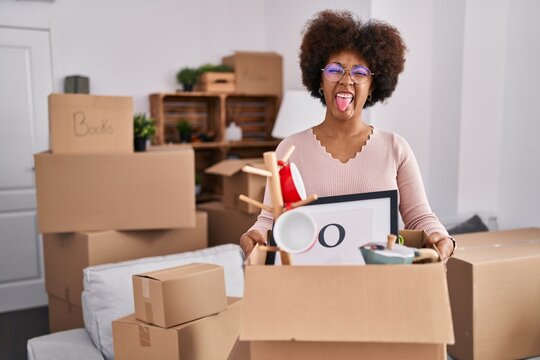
[264,0,370,91]
[498,0,540,228]
[370,0,434,207]
[457,0,508,216]
[371,0,539,228]
[369,0,471,220]
[2,0,538,229]
[427,0,465,217]
[0,0,266,113]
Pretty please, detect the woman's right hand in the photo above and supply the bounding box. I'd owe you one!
[240,229,267,257]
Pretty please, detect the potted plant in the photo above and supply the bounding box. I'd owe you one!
[176,119,193,143]
[176,67,198,92]
[133,113,156,152]
[196,63,233,74]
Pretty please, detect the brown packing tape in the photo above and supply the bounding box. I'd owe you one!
[138,324,151,347]
[456,238,540,251]
[141,278,150,298]
[61,286,76,313]
[145,302,154,324]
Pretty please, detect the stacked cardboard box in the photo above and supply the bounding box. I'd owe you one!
[447,228,540,360]
[201,158,264,247]
[197,201,258,247]
[36,94,202,332]
[194,72,236,93]
[241,230,455,359]
[205,158,266,215]
[113,263,246,360]
[222,52,283,98]
[43,214,207,332]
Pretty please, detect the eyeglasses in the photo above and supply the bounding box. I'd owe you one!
[321,63,374,85]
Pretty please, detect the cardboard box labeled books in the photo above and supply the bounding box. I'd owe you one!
[133,263,227,328]
[241,230,454,360]
[43,211,207,309]
[113,297,242,360]
[35,148,195,233]
[222,52,283,96]
[205,159,266,214]
[47,294,84,333]
[49,93,133,154]
[196,201,258,247]
[447,227,540,360]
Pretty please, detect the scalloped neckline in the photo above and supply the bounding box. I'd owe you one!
[311,126,374,164]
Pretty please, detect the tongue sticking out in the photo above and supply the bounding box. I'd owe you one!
[336,96,353,111]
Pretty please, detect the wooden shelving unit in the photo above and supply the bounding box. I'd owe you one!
[149,92,281,202]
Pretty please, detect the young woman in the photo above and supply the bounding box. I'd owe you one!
[240,10,455,262]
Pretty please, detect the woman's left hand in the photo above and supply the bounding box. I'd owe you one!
[424,232,455,264]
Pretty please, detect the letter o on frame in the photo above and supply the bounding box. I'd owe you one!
[318,223,346,248]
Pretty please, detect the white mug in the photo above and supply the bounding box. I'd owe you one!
[273,209,317,254]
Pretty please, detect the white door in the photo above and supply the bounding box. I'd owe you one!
[0,26,52,312]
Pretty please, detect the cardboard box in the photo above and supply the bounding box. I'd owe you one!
[222,52,283,96]
[250,342,445,360]
[196,201,258,247]
[49,93,133,154]
[47,294,84,333]
[241,230,454,359]
[34,148,196,233]
[133,263,227,328]
[447,227,540,360]
[194,72,236,93]
[113,297,242,360]
[43,211,207,308]
[205,159,266,214]
[228,339,251,360]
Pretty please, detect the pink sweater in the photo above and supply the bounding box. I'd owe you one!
[250,127,448,236]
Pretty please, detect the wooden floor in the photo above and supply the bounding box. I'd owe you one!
[0,306,49,360]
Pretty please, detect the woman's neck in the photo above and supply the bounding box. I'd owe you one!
[311,118,373,163]
[316,116,369,138]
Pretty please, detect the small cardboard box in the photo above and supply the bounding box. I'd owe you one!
[197,201,258,247]
[242,230,454,359]
[49,93,133,154]
[133,263,227,328]
[34,148,196,233]
[205,159,266,214]
[447,227,540,360]
[222,52,283,96]
[43,211,207,309]
[47,294,84,333]
[113,297,242,360]
[195,72,236,93]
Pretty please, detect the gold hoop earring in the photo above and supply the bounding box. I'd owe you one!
[368,92,372,102]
